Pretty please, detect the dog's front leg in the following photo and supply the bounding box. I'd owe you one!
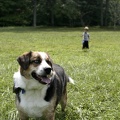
[19,115,29,120]
[43,111,55,120]
[18,110,29,120]
[46,114,55,120]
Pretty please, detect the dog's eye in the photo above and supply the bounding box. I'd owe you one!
[33,60,41,64]
[46,60,52,66]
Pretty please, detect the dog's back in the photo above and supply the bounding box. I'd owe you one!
[51,64,69,109]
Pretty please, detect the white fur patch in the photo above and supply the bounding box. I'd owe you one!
[38,52,48,60]
[13,72,50,117]
[20,87,49,117]
[68,77,75,84]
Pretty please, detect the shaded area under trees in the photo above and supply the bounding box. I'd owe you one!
[0,0,120,27]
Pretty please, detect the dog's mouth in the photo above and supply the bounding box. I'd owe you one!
[31,72,51,84]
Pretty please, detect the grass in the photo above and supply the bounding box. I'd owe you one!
[0,27,120,120]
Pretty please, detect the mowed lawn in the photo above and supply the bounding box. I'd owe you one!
[0,27,120,120]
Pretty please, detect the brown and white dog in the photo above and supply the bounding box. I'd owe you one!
[13,51,74,120]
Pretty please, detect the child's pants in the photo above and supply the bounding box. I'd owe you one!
[82,41,89,49]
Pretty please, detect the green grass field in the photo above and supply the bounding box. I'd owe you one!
[0,27,120,120]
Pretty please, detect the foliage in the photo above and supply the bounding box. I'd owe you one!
[0,0,33,26]
[0,0,120,26]
[0,27,120,120]
[109,0,120,28]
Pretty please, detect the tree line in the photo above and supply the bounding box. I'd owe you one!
[0,0,120,27]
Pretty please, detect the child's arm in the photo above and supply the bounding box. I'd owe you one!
[88,34,90,40]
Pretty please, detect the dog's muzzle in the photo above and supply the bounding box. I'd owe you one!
[31,68,52,84]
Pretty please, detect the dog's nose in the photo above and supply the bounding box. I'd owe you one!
[44,68,51,74]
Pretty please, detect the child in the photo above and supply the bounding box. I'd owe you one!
[82,26,90,49]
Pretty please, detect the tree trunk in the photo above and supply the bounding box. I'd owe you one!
[105,0,109,26]
[51,9,54,26]
[100,0,104,26]
[33,0,37,27]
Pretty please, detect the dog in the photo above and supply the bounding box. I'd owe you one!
[13,51,74,120]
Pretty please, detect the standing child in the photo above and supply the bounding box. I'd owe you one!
[82,26,90,49]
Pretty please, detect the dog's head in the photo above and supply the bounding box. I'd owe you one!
[17,51,54,84]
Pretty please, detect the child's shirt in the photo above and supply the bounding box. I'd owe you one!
[82,32,90,41]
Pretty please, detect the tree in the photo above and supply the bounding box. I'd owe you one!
[0,0,120,27]
[100,0,104,26]
[109,0,120,28]
[104,0,110,26]
[33,0,37,27]
[60,0,78,26]
[75,0,100,26]
[0,0,33,26]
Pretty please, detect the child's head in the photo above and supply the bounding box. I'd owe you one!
[84,26,89,31]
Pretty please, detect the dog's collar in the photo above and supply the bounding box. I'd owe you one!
[21,88,26,94]
[13,87,26,103]
[13,86,26,94]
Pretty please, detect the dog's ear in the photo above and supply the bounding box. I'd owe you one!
[17,51,32,70]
